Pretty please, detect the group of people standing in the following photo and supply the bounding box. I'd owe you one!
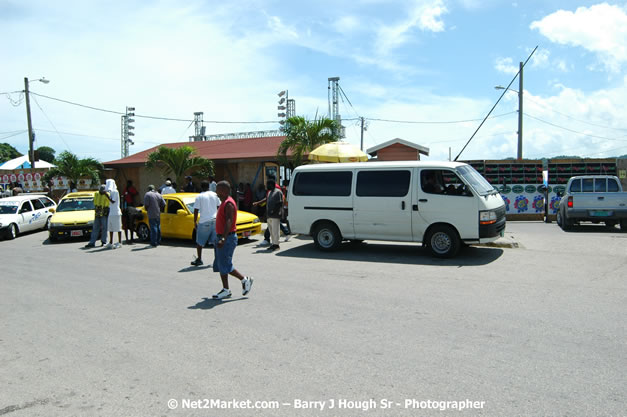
[84,179,123,248]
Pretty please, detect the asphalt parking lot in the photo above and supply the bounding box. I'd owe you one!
[1,222,626,416]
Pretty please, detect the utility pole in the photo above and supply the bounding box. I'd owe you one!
[360,117,365,151]
[24,78,35,169]
[518,61,523,161]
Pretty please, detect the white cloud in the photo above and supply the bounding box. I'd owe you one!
[334,16,360,33]
[530,3,627,72]
[375,0,448,55]
[494,57,519,75]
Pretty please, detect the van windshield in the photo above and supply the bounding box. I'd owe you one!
[456,165,496,196]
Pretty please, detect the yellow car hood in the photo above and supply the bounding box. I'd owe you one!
[50,210,95,224]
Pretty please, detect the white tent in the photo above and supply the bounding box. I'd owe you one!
[0,155,55,170]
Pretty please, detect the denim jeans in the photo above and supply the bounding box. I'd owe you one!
[149,217,161,246]
[89,216,108,246]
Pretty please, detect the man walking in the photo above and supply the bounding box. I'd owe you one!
[84,184,109,248]
[144,184,165,247]
[265,178,283,251]
[212,181,253,300]
[191,180,220,266]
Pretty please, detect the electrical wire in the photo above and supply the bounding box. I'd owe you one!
[522,94,627,132]
[524,112,627,142]
[0,131,26,140]
[31,95,73,151]
[29,92,279,124]
[369,111,517,124]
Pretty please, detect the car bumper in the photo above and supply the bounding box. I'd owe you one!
[236,223,262,239]
[49,225,93,239]
[479,217,506,239]
[566,209,627,220]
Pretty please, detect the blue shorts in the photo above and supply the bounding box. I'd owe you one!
[196,220,216,246]
[213,233,237,275]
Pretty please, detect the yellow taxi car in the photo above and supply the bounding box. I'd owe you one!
[135,192,261,242]
[48,191,97,241]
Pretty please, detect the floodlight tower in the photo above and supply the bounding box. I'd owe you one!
[120,106,135,158]
[190,112,206,142]
[328,77,344,138]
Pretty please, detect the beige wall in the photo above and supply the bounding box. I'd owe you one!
[618,159,627,189]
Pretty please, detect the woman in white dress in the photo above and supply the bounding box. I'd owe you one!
[105,179,123,248]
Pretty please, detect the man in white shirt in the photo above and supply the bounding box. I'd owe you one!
[161,180,176,195]
[191,180,220,266]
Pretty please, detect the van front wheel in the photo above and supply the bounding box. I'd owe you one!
[313,222,341,251]
[426,225,460,258]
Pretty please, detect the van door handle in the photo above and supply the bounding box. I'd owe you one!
[598,196,604,200]
[412,204,418,211]
[419,199,428,203]
[401,201,405,210]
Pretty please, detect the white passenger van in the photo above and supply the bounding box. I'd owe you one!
[288,161,506,257]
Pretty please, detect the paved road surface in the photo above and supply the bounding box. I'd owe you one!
[1,222,625,416]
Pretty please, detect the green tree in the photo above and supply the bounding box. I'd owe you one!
[0,143,22,164]
[145,145,214,186]
[36,146,56,163]
[43,151,103,186]
[277,115,339,169]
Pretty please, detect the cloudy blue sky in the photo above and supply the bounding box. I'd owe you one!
[2,0,627,163]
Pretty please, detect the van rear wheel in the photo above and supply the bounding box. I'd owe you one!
[426,225,460,258]
[313,222,341,251]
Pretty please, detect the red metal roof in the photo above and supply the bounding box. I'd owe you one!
[104,136,287,166]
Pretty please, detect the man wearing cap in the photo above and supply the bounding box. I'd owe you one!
[144,185,166,247]
[161,180,176,195]
[183,176,196,193]
[84,184,110,248]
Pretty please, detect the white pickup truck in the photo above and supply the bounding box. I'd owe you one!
[556,175,627,231]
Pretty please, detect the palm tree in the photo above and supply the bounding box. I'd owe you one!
[277,115,339,169]
[145,145,214,186]
[43,151,103,186]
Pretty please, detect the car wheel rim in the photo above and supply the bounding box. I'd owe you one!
[11,225,17,238]
[431,232,451,254]
[139,225,149,240]
[45,218,50,230]
[318,229,334,248]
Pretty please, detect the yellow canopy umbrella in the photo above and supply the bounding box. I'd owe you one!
[308,141,368,163]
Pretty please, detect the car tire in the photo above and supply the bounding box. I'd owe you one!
[44,217,51,230]
[621,220,626,231]
[48,231,58,242]
[137,223,150,242]
[7,223,18,240]
[313,222,342,251]
[426,225,460,258]
[557,208,571,231]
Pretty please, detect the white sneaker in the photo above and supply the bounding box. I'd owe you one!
[105,243,113,249]
[259,240,271,247]
[114,243,122,249]
[284,234,291,242]
[242,277,254,296]
[212,288,232,299]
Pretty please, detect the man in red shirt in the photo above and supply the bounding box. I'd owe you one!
[212,181,253,300]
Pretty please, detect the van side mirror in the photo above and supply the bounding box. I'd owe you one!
[176,209,187,216]
[48,207,56,213]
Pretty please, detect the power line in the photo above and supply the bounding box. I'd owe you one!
[29,92,279,124]
[369,111,517,125]
[0,130,26,140]
[31,95,73,151]
[524,112,627,142]
[522,95,627,132]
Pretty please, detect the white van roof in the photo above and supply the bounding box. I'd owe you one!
[294,161,468,171]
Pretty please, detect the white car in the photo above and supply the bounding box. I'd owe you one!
[0,194,57,239]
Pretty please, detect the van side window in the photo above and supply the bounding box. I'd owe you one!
[608,179,619,192]
[582,179,593,192]
[594,178,606,192]
[356,170,410,197]
[293,172,352,196]
[570,179,581,192]
[422,169,471,196]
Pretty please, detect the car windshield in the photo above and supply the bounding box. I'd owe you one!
[183,197,196,213]
[456,165,496,196]
[57,198,95,212]
[0,203,18,214]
